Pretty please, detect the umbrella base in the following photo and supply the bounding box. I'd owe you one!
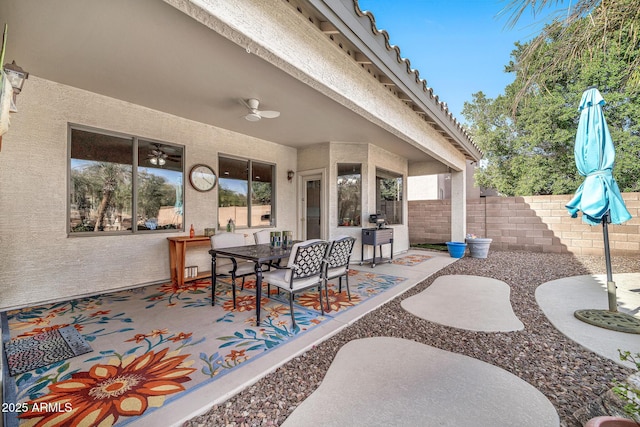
[574,309,640,334]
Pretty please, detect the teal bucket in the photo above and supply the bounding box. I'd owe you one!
[446,241,467,258]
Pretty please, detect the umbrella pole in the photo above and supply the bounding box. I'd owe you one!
[602,213,617,312]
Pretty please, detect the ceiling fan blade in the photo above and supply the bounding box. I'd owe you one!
[259,110,280,119]
[239,98,251,109]
[245,112,261,122]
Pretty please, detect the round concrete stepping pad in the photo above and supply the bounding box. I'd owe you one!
[282,337,558,427]
[536,273,640,368]
[401,275,524,332]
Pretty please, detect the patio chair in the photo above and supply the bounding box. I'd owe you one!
[324,236,356,302]
[210,233,260,309]
[261,239,330,329]
[253,229,271,244]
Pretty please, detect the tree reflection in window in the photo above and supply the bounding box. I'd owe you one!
[218,156,275,228]
[376,168,403,224]
[337,163,361,227]
[69,128,184,233]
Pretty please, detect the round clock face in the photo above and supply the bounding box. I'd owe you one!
[189,164,217,192]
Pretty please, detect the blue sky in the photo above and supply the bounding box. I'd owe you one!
[357,0,569,122]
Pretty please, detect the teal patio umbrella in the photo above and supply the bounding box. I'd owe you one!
[565,87,638,333]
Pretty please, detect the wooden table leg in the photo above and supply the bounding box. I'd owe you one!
[169,240,177,284]
[176,241,186,287]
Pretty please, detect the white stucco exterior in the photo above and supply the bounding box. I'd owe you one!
[0,77,298,309]
[0,0,481,310]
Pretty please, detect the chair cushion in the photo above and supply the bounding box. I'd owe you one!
[326,265,348,280]
[253,229,271,244]
[262,269,322,291]
[285,239,324,269]
[262,269,288,287]
[234,261,258,276]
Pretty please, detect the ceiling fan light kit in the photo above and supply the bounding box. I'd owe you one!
[148,145,168,166]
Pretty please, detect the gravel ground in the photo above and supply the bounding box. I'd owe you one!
[184,250,639,427]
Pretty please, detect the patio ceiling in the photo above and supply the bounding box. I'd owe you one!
[0,0,460,164]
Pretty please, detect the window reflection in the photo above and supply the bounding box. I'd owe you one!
[218,157,249,228]
[251,161,274,227]
[137,140,184,230]
[337,163,361,227]
[376,168,403,224]
[218,156,275,229]
[70,130,134,232]
[69,128,184,234]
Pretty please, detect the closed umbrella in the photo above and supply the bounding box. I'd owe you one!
[566,87,638,333]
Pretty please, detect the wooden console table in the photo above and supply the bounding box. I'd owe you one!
[167,236,211,286]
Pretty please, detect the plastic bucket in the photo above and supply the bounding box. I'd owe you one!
[466,238,492,259]
[446,241,467,258]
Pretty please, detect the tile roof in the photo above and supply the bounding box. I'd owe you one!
[282,0,482,160]
[351,0,482,160]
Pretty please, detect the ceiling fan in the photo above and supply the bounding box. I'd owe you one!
[148,145,168,166]
[240,98,280,122]
[147,144,181,166]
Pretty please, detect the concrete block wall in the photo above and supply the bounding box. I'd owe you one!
[408,193,640,256]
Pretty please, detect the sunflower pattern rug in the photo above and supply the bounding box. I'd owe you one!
[1,269,407,427]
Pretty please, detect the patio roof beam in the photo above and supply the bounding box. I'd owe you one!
[379,75,395,86]
[319,21,340,34]
[307,0,482,162]
[354,52,372,64]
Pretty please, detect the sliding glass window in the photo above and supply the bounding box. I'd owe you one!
[375,168,403,224]
[337,163,361,227]
[218,155,275,229]
[69,126,184,234]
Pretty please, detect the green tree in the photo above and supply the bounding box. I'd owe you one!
[464,2,640,196]
[501,0,640,109]
[251,182,272,205]
[137,172,174,221]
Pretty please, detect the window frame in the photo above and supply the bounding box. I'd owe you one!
[375,167,404,225]
[67,124,185,236]
[337,163,362,227]
[217,154,276,229]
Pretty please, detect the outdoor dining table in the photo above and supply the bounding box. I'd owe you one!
[209,242,299,326]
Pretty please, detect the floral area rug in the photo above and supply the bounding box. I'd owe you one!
[1,269,406,427]
[391,254,433,266]
[4,325,93,376]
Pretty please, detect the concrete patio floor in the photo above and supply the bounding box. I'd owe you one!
[159,249,457,427]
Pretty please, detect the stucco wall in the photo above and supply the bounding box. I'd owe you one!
[296,141,409,261]
[409,193,640,256]
[323,142,408,261]
[0,77,297,310]
[167,0,468,172]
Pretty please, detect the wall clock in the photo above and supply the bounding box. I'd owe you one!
[189,164,217,192]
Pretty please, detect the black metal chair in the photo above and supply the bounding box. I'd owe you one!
[324,236,356,303]
[210,233,261,308]
[261,239,330,328]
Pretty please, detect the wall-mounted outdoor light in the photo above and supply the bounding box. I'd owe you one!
[3,60,29,112]
[287,170,295,181]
